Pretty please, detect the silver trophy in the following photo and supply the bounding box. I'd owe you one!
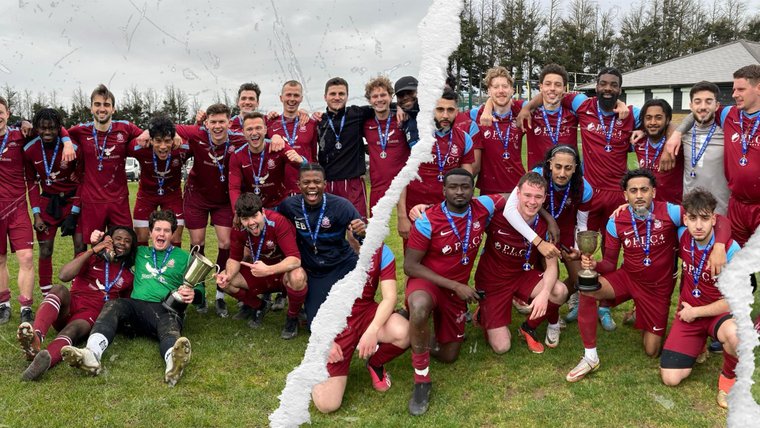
[576,230,601,292]
[162,245,220,314]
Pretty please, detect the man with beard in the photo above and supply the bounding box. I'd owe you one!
[632,99,682,204]
[404,169,499,416]
[130,115,189,248]
[215,193,307,339]
[61,210,198,386]
[23,109,81,298]
[17,226,136,381]
[566,169,730,382]
[276,163,366,324]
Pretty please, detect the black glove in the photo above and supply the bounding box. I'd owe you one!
[60,213,79,236]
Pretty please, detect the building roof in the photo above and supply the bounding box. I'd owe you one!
[578,40,760,90]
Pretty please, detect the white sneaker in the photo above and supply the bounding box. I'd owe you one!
[566,356,600,382]
[165,337,192,387]
[545,325,561,348]
[61,346,101,376]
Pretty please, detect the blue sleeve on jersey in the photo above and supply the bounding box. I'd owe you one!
[464,133,474,154]
[532,166,543,174]
[380,245,395,269]
[606,217,618,238]
[468,120,479,138]
[571,93,588,114]
[632,106,641,129]
[666,202,682,226]
[581,178,593,203]
[469,107,479,121]
[61,135,71,144]
[726,241,741,263]
[677,226,686,240]
[476,195,496,215]
[720,106,731,127]
[414,213,432,239]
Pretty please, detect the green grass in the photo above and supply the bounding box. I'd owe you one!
[1,170,758,427]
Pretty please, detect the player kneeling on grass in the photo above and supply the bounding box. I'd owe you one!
[659,189,741,409]
[474,172,567,354]
[61,209,200,386]
[311,243,409,413]
[215,192,307,339]
[17,226,136,381]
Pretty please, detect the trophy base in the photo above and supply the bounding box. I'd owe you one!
[162,291,189,315]
[576,274,601,292]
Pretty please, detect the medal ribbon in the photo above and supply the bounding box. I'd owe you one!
[738,111,760,161]
[522,214,540,268]
[41,138,61,185]
[301,195,327,253]
[151,245,174,278]
[327,113,346,147]
[435,131,454,178]
[206,130,230,181]
[0,129,9,160]
[93,123,113,167]
[103,261,126,301]
[281,116,300,146]
[246,221,268,263]
[691,122,717,171]
[628,206,652,264]
[492,111,513,154]
[690,234,714,293]
[644,136,666,169]
[247,146,266,190]
[375,115,392,153]
[540,106,563,145]
[596,101,615,147]
[152,152,172,194]
[549,181,571,219]
[441,202,472,264]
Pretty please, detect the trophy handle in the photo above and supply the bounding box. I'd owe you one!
[190,245,201,257]
[213,264,221,275]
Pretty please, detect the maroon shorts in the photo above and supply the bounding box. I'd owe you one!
[476,269,543,329]
[727,197,760,246]
[328,301,379,377]
[586,188,626,233]
[368,183,391,215]
[54,293,106,330]
[602,269,674,336]
[0,199,34,255]
[133,193,184,227]
[183,192,233,229]
[406,277,467,344]
[662,312,731,359]
[35,195,78,242]
[236,268,284,296]
[327,177,367,220]
[77,197,132,240]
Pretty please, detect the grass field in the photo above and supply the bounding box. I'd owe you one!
[2,168,759,427]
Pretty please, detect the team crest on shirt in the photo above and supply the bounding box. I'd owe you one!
[265,240,275,249]
[321,217,331,228]
[167,259,175,269]
[267,159,276,169]
[653,219,663,230]
[442,245,452,255]
[616,119,623,126]
[450,145,459,156]
[228,146,235,154]
[116,133,125,143]
[473,221,481,230]
[172,159,181,167]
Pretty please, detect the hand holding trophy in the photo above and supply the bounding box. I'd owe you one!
[576,230,601,292]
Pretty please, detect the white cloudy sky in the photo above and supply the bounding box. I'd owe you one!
[1,0,730,113]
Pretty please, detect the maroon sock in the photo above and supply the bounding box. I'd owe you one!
[46,335,72,368]
[33,293,62,339]
[546,301,561,325]
[578,294,599,349]
[0,289,10,304]
[412,351,431,384]
[722,352,738,379]
[369,343,406,367]
[18,295,33,308]
[38,258,53,295]
[285,286,307,318]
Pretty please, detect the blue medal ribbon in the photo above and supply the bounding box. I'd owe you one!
[247,146,266,195]
[644,136,665,170]
[151,245,174,283]
[596,101,615,152]
[102,261,126,301]
[281,116,300,147]
[327,112,346,149]
[540,106,563,146]
[689,234,714,298]
[301,195,327,254]
[441,202,473,265]
[152,152,171,196]
[0,129,9,160]
[206,130,230,182]
[93,123,113,171]
[435,130,453,182]
[549,181,571,219]
[375,115,392,158]
[492,111,513,159]
[738,112,760,166]
[246,220,268,263]
[690,122,717,178]
[41,138,61,186]
[628,206,653,266]
[522,214,540,271]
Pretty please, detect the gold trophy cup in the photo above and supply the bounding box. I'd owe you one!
[576,230,601,292]
[162,245,220,314]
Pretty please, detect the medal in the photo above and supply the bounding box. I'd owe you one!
[540,105,563,146]
[281,116,300,147]
[597,100,616,153]
[644,136,665,170]
[441,202,473,267]
[102,260,126,302]
[246,220,267,263]
[40,138,61,188]
[45,178,52,186]
[207,130,230,183]
[93,124,113,171]
[375,115,392,159]
[157,187,165,196]
[738,111,760,167]
[549,181,571,219]
[301,194,327,255]
[435,130,453,183]
[522,214,541,271]
[254,187,261,195]
[153,152,171,196]
[492,110,513,160]
[327,112,346,151]
[690,122,716,178]
[690,234,714,302]
[247,146,266,196]
[692,288,702,298]
[0,130,9,161]
[628,206,653,267]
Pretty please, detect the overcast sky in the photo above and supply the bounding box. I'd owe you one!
[3,0,748,114]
